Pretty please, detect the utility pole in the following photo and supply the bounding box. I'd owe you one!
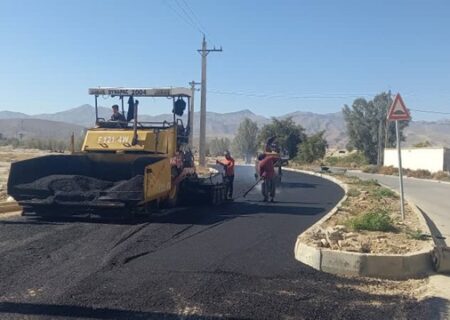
[188,80,201,149]
[197,35,222,166]
[377,118,383,166]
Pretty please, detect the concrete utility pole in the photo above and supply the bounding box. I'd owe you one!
[377,117,383,166]
[188,80,201,149]
[197,35,222,166]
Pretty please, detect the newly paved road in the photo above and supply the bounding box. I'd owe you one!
[348,171,450,247]
[0,166,431,319]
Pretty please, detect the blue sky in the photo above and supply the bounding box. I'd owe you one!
[1,0,449,120]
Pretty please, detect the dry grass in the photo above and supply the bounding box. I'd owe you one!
[363,165,450,182]
[303,174,432,254]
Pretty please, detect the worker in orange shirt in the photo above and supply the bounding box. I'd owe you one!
[216,150,235,200]
[258,153,280,202]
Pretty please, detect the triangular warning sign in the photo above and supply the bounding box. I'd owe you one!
[387,94,411,121]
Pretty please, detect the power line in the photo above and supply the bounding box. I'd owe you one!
[209,89,450,116]
[181,0,207,34]
[409,108,450,115]
[162,0,203,35]
[209,89,377,100]
[174,0,205,34]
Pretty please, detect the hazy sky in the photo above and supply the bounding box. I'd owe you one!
[1,0,449,120]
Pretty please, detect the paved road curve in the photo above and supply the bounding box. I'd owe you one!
[348,171,450,247]
[0,166,430,319]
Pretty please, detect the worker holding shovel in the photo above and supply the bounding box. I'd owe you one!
[257,153,280,202]
[216,151,235,200]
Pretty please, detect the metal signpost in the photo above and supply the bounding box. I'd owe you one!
[387,93,411,220]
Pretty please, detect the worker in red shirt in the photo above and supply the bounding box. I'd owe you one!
[216,151,235,200]
[258,153,280,202]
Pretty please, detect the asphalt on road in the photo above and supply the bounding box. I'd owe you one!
[0,166,432,319]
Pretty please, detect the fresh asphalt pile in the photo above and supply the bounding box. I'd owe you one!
[14,174,144,202]
[0,166,437,320]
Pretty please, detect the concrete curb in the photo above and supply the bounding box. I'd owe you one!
[286,167,434,279]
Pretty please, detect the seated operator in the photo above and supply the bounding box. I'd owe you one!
[110,104,126,122]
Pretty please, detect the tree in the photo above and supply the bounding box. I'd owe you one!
[258,117,306,158]
[232,118,259,163]
[297,131,328,163]
[343,92,409,164]
[208,137,231,156]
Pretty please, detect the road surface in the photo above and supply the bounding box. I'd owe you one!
[0,166,432,319]
[348,171,450,247]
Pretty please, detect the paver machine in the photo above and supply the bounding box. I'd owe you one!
[7,87,225,217]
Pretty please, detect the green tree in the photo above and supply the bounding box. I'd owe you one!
[232,118,259,163]
[208,137,231,156]
[258,117,306,158]
[297,131,328,163]
[343,92,409,164]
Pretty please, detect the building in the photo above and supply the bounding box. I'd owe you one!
[384,147,450,173]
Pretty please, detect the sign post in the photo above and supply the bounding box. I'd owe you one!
[387,94,411,220]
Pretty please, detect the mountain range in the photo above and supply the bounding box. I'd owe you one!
[0,105,449,148]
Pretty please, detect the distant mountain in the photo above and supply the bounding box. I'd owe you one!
[404,120,450,147]
[0,111,31,119]
[0,105,449,148]
[0,119,85,140]
[280,111,347,147]
[34,104,108,127]
[202,109,269,137]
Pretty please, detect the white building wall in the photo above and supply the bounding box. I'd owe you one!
[384,148,445,173]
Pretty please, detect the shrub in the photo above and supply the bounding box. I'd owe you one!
[405,169,432,179]
[362,165,379,174]
[347,188,361,197]
[345,209,395,232]
[358,179,379,187]
[406,229,430,241]
[432,171,450,182]
[373,187,397,199]
[379,166,397,175]
[324,152,368,168]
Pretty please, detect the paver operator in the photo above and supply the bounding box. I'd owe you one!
[110,104,127,122]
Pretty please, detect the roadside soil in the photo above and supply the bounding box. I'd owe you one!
[299,173,432,254]
[0,146,50,201]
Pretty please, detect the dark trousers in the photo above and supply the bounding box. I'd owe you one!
[224,175,234,198]
[262,177,276,200]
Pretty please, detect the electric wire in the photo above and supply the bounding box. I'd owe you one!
[409,109,450,115]
[209,89,377,100]
[181,0,207,34]
[172,0,216,44]
[162,0,204,35]
[174,0,205,34]
[209,90,450,116]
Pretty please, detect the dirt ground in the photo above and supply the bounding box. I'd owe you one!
[0,146,50,201]
[301,174,432,254]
